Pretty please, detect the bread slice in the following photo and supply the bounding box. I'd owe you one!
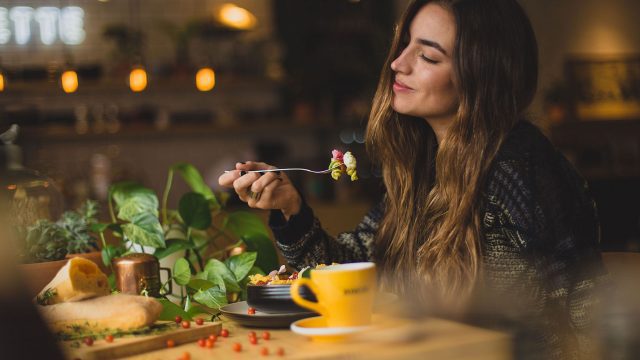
[36,257,110,305]
[38,294,163,332]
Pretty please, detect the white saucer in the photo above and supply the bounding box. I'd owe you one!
[290,316,372,342]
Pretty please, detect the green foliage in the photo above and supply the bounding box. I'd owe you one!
[22,200,100,263]
[95,162,278,318]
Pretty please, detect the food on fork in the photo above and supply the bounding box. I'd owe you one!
[329,149,358,181]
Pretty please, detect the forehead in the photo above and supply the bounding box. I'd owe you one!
[409,3,456,52]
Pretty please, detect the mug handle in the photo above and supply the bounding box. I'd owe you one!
[290,278,327,316]
[160,267,173,295]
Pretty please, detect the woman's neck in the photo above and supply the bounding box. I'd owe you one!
[425,117,452,145]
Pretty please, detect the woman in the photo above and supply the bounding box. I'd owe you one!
[219,0,606,357]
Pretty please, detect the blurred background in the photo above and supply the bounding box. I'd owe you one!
[0,0,638,249]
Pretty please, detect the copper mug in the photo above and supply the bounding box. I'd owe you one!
[112,253,172,297]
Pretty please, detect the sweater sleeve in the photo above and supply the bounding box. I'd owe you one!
[484,151,608,358]
[268,199,384,270]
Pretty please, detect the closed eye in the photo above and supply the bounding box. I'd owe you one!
[419,53,439,64]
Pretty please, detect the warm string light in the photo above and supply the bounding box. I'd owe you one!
[61,69,78,93]
[195,67,216,91]
[217,3,257,30]
[129,66,147,92]
[0,71,4,92]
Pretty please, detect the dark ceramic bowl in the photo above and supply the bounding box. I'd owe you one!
[247,284,317,314]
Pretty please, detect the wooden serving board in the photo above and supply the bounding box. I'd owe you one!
[61,321,222,360]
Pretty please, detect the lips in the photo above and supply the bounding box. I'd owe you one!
[393,79,413,91]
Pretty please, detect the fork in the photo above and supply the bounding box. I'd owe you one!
[225,164,341,175]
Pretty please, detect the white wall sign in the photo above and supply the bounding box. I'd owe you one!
[0,6,85,46]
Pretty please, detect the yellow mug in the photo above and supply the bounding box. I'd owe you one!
[290,262,377,327]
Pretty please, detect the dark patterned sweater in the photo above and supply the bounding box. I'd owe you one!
[269,121,607,359]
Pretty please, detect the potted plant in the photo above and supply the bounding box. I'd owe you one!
[96,162,280,321]
[18,200,102,296]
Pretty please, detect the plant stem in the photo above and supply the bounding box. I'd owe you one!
[99,232,116,274]
[108,196,116,223]
[162,169,175,226]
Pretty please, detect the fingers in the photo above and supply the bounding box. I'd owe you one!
[247,175,283,209]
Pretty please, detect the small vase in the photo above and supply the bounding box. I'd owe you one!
[18,259,68,298]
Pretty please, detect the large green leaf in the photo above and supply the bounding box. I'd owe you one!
[178,192,211,230]
[121,212,165,248]
[204,259,241,292]
[242,234,279,273]
[193,285,228,309]
[109,182,157,211]
[153,239,194,260]
[225,252,257,282]
[158,298,192,321]
[173,258,191,286]
[118,195,159,221]
[187,278,215,292]
[171,163,219,210]
[225,211,270,239]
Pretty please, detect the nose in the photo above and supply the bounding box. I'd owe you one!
[390,48,410,74]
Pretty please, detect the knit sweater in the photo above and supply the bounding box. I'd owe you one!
[269,121,607,359]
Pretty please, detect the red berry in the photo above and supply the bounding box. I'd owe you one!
[174,315,182,324]
[248,307,256,315]
[249,336,258,345]
[276,347,285,356]
[220,328,229,337]
[206,339,214,348]
[248,331,256,338]
[179,352,191,360]
[261,347,269,356]
[208,334,217,342]
[166,339,176,348]
[105,334,114,343]
[83,337,94,346]
[195,318,204,325]
[232,342,242,352]
[181,320,190,329]
[197,338,206,347]
[262,331,271,340]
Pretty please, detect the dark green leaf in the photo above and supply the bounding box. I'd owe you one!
[187,278,215,292]
[90,223,110,233]
[242,234,279,273]
[122,212,165,248]
[153,239,194,260]
[158,298,192,321]
[171,163,219,210]
[204,259,241,292]
[226,211,270,238]
[173,258,191,286]
[186,304,211,318]
[193,286,228,309]
[226,252,257,281]
[178,192,212,230]
[101,245,121,267]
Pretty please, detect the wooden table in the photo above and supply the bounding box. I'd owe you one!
[124,315,511,360]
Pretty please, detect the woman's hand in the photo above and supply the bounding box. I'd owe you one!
[218,161,302,219]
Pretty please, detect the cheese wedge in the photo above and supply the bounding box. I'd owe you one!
[38,294,163,332]
[36,257,110,305]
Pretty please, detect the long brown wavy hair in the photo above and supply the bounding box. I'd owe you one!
[368,0,538,306]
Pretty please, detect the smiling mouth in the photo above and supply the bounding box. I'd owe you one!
[393,80,413,91]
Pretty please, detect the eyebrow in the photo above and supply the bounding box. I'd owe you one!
[417,38,448,56]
